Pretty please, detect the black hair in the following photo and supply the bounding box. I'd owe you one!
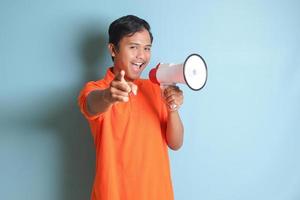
[108,15,153,51]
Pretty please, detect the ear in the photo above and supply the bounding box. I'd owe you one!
[108,43,117,57]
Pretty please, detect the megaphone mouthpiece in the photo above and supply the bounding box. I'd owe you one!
[149,68,158,84]
[149,64,160,84]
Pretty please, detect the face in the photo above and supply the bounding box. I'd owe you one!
[109,29,152,81]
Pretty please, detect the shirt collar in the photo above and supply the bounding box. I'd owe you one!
[104,67,143,86]
[103,67,115,84]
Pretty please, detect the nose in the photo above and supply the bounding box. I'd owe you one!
[136,48,145,60]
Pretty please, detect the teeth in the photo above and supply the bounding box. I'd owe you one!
[133,62,143,68]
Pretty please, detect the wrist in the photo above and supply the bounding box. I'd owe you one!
[102,89,113,105]
[166,104,180,112]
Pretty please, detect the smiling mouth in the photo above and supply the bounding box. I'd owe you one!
[132,62,145,69]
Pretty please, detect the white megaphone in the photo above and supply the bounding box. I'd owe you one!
[149,54,208,91]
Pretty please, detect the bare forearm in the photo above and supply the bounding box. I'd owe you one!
[86,89,112,116]
[166,111,184,150]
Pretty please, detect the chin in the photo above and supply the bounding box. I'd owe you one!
[129,75,140,81]
[127,72,141,80]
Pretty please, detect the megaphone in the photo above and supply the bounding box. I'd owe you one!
[149,54,208,91]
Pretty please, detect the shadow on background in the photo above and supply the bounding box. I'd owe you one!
[42,24,109,200]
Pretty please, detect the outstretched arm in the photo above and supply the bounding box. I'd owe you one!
[86,70,137,116]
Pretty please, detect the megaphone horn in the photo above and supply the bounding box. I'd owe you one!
[149,54,208,91]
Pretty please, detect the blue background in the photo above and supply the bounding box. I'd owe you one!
[1,0,299,199]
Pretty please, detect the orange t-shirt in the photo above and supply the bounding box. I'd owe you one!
[78,68,174,200]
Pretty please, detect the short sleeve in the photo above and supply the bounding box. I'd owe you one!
[78,81,107,121]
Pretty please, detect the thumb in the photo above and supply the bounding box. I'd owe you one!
[128,82,138,95]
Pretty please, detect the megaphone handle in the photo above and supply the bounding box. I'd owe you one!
[160,83,176,90]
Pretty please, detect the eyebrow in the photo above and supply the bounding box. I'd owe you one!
[128,42,152,47]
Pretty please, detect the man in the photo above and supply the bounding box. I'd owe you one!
[78,15,184,200]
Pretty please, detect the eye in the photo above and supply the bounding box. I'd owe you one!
[144,47,151,51]
[130,46,138,49]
